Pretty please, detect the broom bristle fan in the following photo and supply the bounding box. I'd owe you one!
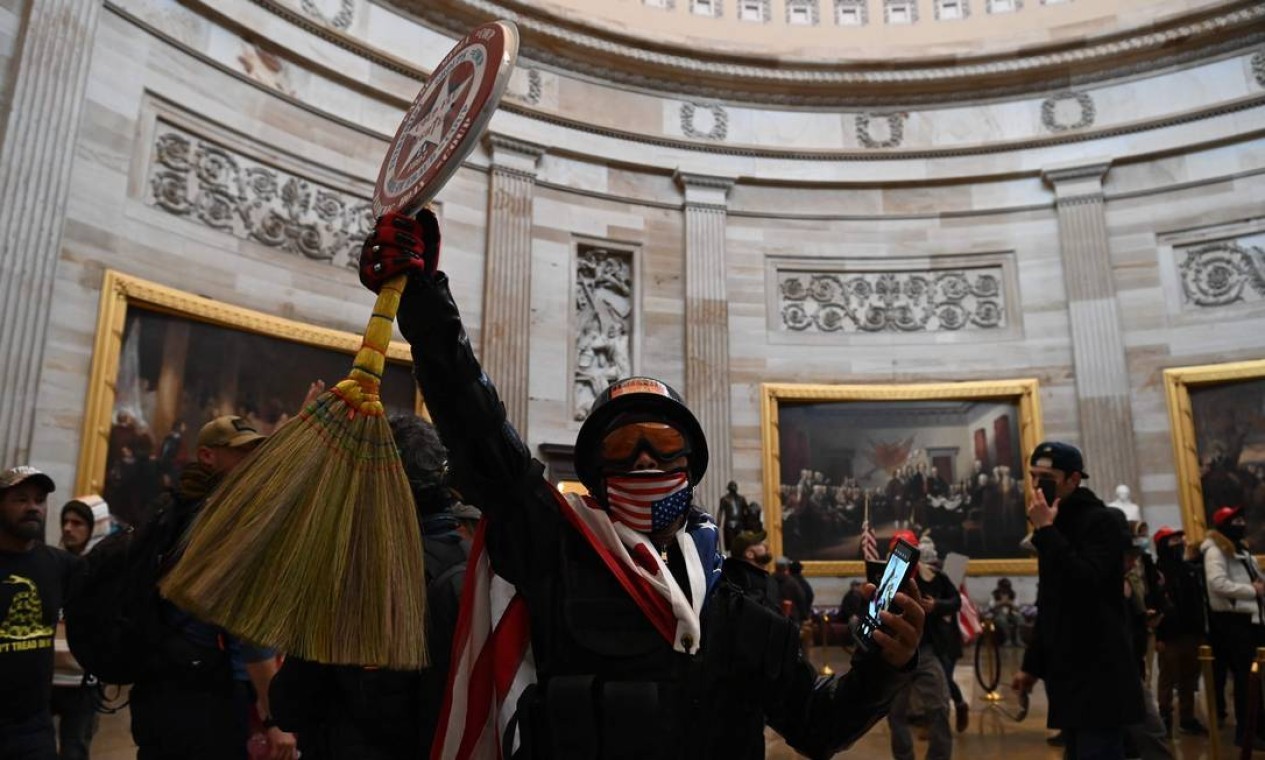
[159,275,427,669]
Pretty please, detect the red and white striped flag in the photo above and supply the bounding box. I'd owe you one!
[958,583,982,645]
[431,520,534,760]
[860,520,880,562]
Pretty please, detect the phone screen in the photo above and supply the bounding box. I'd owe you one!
[855,542,916,649]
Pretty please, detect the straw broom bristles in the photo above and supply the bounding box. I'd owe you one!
[159,276,427,669]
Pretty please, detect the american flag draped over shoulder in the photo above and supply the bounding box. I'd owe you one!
[431,491,722,760]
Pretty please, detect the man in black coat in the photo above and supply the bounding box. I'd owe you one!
[358,209,924,760]
[1013,442,1143,759]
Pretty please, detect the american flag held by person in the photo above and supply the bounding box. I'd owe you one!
[432,490,722,759]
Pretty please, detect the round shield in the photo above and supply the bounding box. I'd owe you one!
[374,21,519,217]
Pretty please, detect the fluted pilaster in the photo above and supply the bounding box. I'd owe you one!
[1043,160,1139,493]
[676,172,735,516]
[0,0,103,467]
[482,134,544,434]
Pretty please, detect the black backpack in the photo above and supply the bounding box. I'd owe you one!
[63,494,191,685]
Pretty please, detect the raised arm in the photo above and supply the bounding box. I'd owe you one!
[359,211,561,583]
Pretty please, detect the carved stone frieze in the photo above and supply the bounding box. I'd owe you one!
[777,267,1007,333]
[1178,241,1265,308]
[681,102,729,141]
[299,0,355,30]
[856,112,906,148]
[986,0,1021,13]
[1253,51,1265,87]
[1041,91,1096,132]
[574,245,634,419]
[526,69,542,104]
[146,124,373,269]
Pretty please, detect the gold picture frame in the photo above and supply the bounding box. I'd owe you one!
[76,270,420,499]
[1165,359,1265,545]
[761,379,1045,577]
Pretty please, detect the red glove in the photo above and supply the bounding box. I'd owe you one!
[358,209,440,293]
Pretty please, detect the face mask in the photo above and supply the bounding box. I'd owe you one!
[1222,523,1246,543]
[752,552,773,567]
[604,469,693,534]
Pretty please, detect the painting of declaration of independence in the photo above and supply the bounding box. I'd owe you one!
[101,306,417,528]
[778,399,1028,561]
[1191,377,1265,550]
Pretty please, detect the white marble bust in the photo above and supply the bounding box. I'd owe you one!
[1107,484,1141,523]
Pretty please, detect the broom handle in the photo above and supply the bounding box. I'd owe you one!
[344,275,406,411]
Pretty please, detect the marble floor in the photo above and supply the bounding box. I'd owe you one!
[86,646,1241,759]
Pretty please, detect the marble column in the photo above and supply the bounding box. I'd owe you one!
[482,134,544,435]
[676,172,735,517]
[0,0,103,467]
[1043,160,1140,494]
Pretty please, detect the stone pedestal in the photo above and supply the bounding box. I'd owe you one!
[1043,160,1140,493]
[481,134,544,435]
[676,172,735,516]
[0,0,103,467]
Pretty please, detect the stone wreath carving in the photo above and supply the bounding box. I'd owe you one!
[1253,52,1265,88]
[1041,91,1096,132]
[681,103,729,141]
[1178,242,1265,308]
[300,0,355,30]
[147,127,374,269]
[574,246,634,419]
[778,269,1006,333]
[856,113,906,148]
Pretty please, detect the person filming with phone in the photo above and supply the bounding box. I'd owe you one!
[1012,442,1143,760]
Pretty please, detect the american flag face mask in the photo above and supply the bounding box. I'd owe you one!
[604,469,693,534]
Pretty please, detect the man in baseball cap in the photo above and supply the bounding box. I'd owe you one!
[0,466,79,757]
[195,415,266,475]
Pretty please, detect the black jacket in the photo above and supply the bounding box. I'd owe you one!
[1155,552,1208,641]
[1021,487,1144,729]
[918,571,962,661]
[399,272,911,760]
[269,527,469,759]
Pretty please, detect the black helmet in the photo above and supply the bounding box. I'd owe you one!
[574,377,709,495]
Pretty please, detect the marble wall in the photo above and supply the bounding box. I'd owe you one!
[4,0,1264,592]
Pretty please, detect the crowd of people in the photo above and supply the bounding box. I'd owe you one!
[0,210,1258,760]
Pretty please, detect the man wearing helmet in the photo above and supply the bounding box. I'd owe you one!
[359,210,922,759]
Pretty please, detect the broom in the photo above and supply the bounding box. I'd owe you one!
[159,275,427,669]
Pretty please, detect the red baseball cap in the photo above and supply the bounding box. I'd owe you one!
[1212,505,1245,528]
[889,529,919,553]
[1153,525,1184,546]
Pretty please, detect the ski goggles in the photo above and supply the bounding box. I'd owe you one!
[599,422,691,466]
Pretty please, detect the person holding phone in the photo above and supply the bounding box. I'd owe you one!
[358,210,924,760]
[871,531,956,760]
[1012,441,1143,760]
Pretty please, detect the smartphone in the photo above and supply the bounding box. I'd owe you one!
[1037,477,1058,505]
[852,538,920,653]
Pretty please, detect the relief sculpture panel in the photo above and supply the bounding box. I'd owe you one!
[574,245,634,420]
[1178,238,1265,308]
[145,122,374,270]
[777,266,1007,334]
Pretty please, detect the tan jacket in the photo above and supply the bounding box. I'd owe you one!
[1201,530,1264,624]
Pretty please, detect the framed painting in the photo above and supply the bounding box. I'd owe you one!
[76,270,421,527]
[761,380,1044,576]
[1165,360,1265,547]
